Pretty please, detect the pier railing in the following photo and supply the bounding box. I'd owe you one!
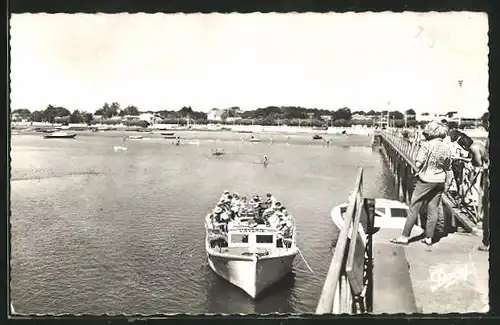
[316,168,375,314]
[376,130,486,230]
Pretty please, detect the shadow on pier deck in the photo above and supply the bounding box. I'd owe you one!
[315,131,489,314]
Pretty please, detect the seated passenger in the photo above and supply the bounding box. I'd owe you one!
[238,196,249,216]
[262,205,277,219]
[211,207,225,231]
[279,206,288,216]
[265,193,277,208]
[219,190,230,202]
[231,193,240,208]
[278,218,293,237]
[212,206,223,219]
[267,213,281,228]
[250,196,261,212]
[274,208,285,220]
[221,199,232,214]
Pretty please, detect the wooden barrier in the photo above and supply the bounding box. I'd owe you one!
[316,168,375,314]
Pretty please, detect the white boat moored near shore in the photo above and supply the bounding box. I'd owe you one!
[42,131,76,139]
[113,146,128,152]
[331,198,417,238]
[205,194,298,298]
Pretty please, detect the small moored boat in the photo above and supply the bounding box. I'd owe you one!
[113,146,128,152]
[312,134,323,140]
[42,131,76,139]
[160,132,175,136]
[249,136,261,143]
[205,193,298,298]
[128,135,143,140]
[212,149,225,156]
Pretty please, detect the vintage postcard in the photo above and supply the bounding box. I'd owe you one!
[9,12,489,316]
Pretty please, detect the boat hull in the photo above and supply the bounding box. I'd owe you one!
[207,250,297,298]
[43,134,76,139]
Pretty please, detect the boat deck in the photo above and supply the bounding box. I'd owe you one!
[219,246,291,254]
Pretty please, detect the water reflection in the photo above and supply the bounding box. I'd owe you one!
[205,270,296,314]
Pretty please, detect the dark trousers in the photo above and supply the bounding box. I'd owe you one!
[482,172,490,246]
[403,178,445,238]
[452,160,465,192]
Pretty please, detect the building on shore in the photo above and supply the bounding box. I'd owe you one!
[11,113,28,123]
[207,108,224,121]
[417,111,482,127]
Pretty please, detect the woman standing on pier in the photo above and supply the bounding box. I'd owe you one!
[391,121,453,246]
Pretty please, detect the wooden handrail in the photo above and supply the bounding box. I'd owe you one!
[377,131,418,171]
[316,168,363,314]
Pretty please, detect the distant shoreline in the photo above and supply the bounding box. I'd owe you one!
[11,122,488,139]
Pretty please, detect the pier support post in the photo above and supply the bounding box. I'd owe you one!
[363,198,375,313]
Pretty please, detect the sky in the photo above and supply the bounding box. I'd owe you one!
[10,12,489,117]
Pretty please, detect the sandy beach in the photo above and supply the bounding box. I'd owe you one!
[12,128,375,148]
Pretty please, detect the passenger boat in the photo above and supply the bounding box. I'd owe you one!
[113,146,127,152]
[331,198,413,240]
[205,194,299,298]
[42,131,76,139]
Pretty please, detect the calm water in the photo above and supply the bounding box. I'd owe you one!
[10,131,392,315]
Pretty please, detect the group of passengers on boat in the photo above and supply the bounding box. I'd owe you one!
[207,191,293,237]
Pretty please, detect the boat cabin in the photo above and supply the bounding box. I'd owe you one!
[226,218,293,249]
[339,198,410,229]
[339,199,408,219]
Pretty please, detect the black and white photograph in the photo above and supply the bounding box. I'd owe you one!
[9,12,489,315]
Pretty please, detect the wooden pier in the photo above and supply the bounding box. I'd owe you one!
[375,130,486,232]
[315,132,489,314]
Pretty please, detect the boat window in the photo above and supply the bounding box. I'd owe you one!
[391,208,408,218]
[340,207,347,215]
[231,234,249,243]
[375,207,386,215]
[256,235,273,244]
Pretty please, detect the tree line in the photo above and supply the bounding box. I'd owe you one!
[11,103,489,129]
